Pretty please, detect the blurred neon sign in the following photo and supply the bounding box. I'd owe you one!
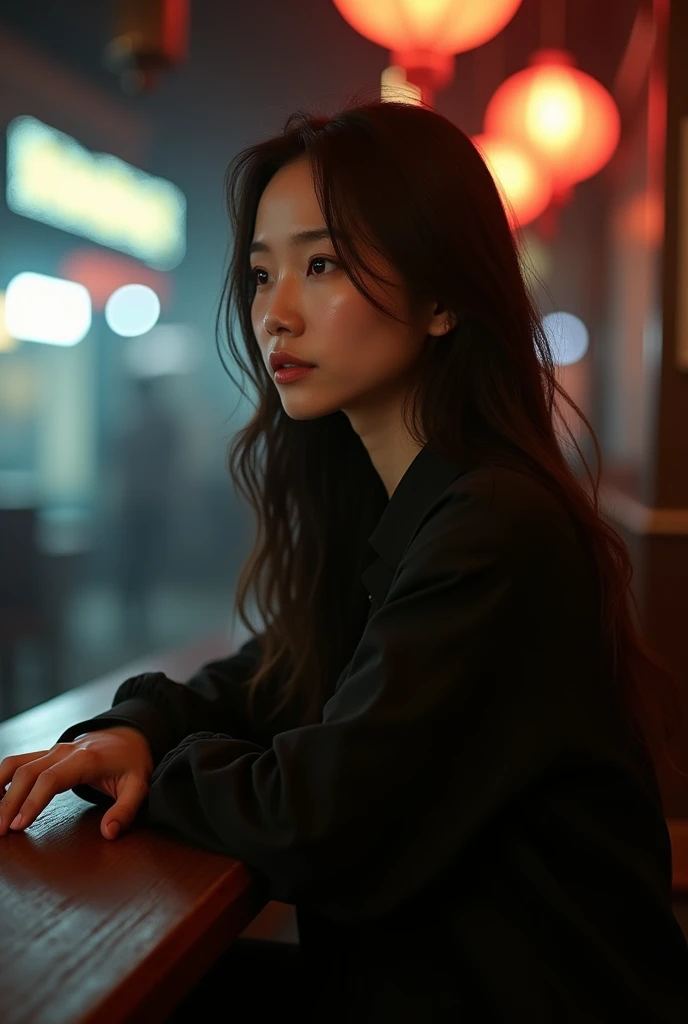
[6,115,186,270]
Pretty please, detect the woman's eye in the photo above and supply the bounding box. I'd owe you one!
[250,256,336,287]
[307,256,337,277]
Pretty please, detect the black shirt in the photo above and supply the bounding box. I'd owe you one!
[58,446,688,1022]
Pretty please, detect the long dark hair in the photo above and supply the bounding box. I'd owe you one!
[215,94,682,777]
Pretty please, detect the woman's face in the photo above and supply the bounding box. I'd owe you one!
[250,157,447,449]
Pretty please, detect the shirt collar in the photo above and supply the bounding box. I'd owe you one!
[360,445,471,608]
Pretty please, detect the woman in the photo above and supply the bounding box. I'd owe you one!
[1,98,688,1022]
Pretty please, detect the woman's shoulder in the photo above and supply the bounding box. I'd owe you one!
[430,460,585,564]
[435,456,564,518]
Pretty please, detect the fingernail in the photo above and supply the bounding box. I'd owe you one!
[10,814,23,829]
[107,821,120,839]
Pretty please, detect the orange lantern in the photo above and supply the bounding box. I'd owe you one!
[484,49,621,196]
[472,134,553,230]
[333,0,524,98]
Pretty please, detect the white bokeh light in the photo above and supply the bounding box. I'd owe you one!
[105,283,161,337]
[542,312,589,366]
[5,271,92,346]
[6,115,186,269]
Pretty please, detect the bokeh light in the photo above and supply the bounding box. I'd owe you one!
[105,283,161,337]
[543,311,589,366]
[5,271,92,346]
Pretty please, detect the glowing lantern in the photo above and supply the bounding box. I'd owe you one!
[332,0,523,53]
[484,49,621,196]
[333,0,524,101]
[472,134,553,229]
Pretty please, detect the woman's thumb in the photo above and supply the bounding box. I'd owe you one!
[103,820,120,839]
[101,775,147,840]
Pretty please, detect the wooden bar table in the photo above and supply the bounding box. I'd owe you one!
[2,627,687,1023]
[0,629,269,1024]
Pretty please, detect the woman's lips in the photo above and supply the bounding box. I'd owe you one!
[274,366,316,383]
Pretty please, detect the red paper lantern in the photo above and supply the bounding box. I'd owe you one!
[334,0,523,96]
[472,134,553,230]
[484,49,621,194]
[332,0,523,54]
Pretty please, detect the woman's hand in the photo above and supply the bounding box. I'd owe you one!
[0,726,155,840]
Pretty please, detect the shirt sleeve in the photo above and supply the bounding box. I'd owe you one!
[140,480,577,922]
[55,634,297,808]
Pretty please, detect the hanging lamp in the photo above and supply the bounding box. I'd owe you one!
[472,133,554,229]
[484,48,621,200]
[332,0,523,107]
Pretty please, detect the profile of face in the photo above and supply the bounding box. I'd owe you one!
[249,157,451,444]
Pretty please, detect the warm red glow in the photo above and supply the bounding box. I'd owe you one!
[332,0,523,55]
[57,249,173,312]
[612,189,664,246]
[484,49,621,192]
[472,133,553,229]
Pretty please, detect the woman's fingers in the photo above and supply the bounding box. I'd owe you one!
[0,751,51,790]
[0,740,151,840]
[101,773,149,840]
[0,751,52,834]
[0,747,88,835]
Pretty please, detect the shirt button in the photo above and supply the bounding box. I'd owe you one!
[368,594,373,602]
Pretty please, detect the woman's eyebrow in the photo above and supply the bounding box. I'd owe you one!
[249,227,336,255]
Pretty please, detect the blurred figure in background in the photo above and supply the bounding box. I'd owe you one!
[112,377,181,645]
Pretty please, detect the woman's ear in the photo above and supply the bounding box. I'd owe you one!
[427,305,457,336]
